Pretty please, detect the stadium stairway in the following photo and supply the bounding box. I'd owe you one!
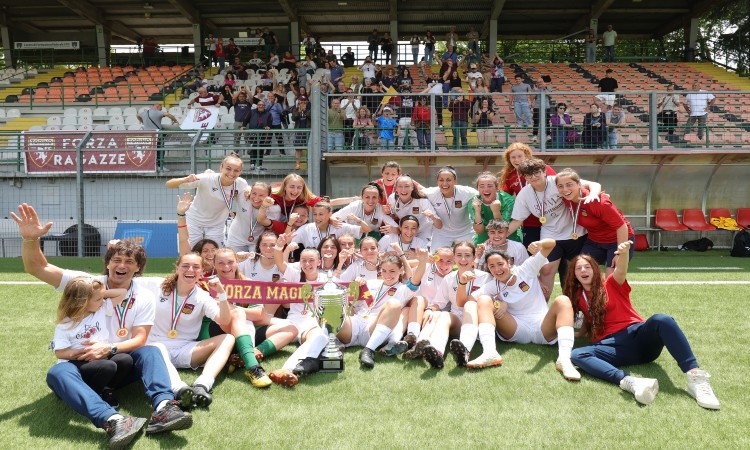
[0,68,70,98]
[690,62,750,91]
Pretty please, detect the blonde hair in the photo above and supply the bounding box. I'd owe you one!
[57,277,105,326]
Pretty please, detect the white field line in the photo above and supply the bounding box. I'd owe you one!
[638,267,743,270]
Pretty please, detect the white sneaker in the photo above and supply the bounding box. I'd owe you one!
[686,369,720,410]
[466,351,503,369]
[620,376,659,405]
[531,135,538,143]
[555,358,581,381]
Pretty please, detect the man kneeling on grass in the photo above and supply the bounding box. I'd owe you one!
[13,203,193,449]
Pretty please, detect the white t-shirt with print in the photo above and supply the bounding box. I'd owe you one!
[179,173,249,228]
[511,175,586,240]
[51,304,110,363]
[424,185,478,248]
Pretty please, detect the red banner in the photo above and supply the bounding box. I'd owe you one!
[23,131,158,174]
[206,278,372,306]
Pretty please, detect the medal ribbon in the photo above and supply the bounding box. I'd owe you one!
[170,287,197,331]
[440,192,452,220]
[112,282,135,331]
[248,206,259,238]
[569,195,583,237]
[219,175,236,212]
[495,273,516,298]
[533,178,547,218]
[368,282,395,315]
[394,196,412,214]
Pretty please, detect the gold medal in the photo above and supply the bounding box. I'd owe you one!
[362,314,369,320]
[116,328,128,338]
[493,300,501,310]
[571,233,578,240]
[539,216,547,224]
[167,329,178,339]
[301,308,308,315]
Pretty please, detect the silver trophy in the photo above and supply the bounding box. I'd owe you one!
[305,271,359,372]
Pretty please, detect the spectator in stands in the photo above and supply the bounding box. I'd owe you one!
[181,75,204,98]
[361,77,382,114]
[424,30,436,65]
[550,102,574,149]
[410,34,421,65]
[290,95,310,170]
[142,36,159,67]
[260,69,275,92]
[226,38,241,59]
[595,68,618,111]
[585,30,597,63]
[341,89,360,147]
[424,71,445,128]
[353,106,374,149]
[471,77,490,112]
[380,67,398,90]
[268,51,280,69]
[215,38,227,71]
[465,63,483,92]
[349,75,363,94]
[411,96,432,149]
[280,51,297,71]
[328,98,347,150]
[359,56,378,83]
[381,32,394,65]
[582,103,607,149]
[602,25,618,63]
[532,77,553,143]
[440,45,459,65]
[330,59,345,86]
[301,32,316,58]
[188,87,223,108]
[490,54,506,93]
[341,47,356,67]
[376,106,399,148]
[247,52,265,71]
[224,72,236,89]
[683,82,715,141]
[205,33,216,65]
[397,84,416,149]
[445,26,459,48]
[241,100,272,170]
[397,67,413,89]
[511,75,533,127]
[231,56,248,80]
[266,92,287,154]
[473,98,496,148]
[326,49,338,64]
[657,83,682,141]
[367,29,380,62]
[448,88,472,150]
[262,27,278,56]
[219,85,235,109]
[466,26,480,62]
[605,104,627,148]
[232,88,253,147]
[137,103,180,171]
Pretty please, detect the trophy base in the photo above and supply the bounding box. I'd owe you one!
[318,355,344,373]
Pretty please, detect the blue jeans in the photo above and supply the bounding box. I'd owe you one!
[452,120,468,149]
[327,132,344,150]
[586,45,596,63]
[514,103,532,127]
[603,45,615,62]
[571,314,699,385]
[46,346,174,427]
[416,128,430,149]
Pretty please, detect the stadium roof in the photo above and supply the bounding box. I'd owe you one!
[0,0,717,45]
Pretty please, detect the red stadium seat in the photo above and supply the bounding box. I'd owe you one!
[709,208,733,222]
[655,209,688,231]
[737,208,750,229]
[681,209,716,231]
[634,234,649,251]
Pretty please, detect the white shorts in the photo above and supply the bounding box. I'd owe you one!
[596,94,615,106]
[161,339,201,369]
[345,315,375,348]
[498,315,557,345]
[451,306,464,322]
[287,314,320,343]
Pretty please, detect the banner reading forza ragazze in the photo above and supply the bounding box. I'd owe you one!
[23,131,158,174]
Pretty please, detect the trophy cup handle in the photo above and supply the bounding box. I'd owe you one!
[347,281,360,316]
[301,283,313,316]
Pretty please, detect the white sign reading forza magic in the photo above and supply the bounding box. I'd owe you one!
[14,41,80,50]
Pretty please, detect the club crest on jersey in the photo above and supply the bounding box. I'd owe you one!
[581,210,588,216]
[519,281,530,292]
[412,207,420,214]
[454,200,462,208]
[387,287,397,296]
[182,304,195,314]
[371,218,379,224]
[272,274,280,282]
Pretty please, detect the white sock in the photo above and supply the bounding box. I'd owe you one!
[366,324,393,351]
[459,323,478,352]
[305,333,329,359]
[107,414,124,422]
[478,323,497,354]
[150,344,189,393]
[430,328,449,355]
[557,326,574,361]
[391,320,405,341]
[406,321,420,336]
[156,400,169,411]
[194,374,215,391]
